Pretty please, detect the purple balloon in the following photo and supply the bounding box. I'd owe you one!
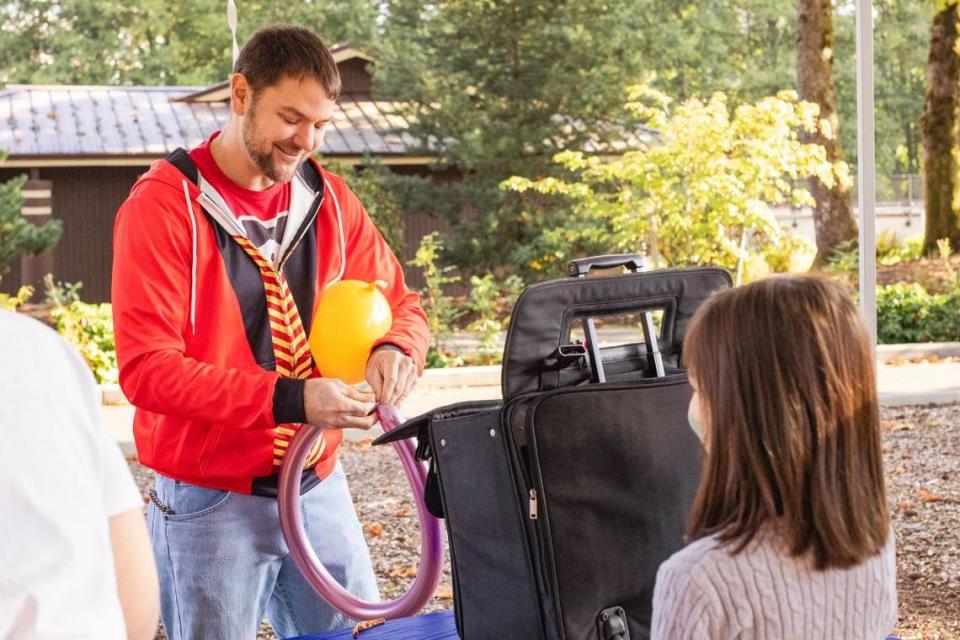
[278,404,445,620]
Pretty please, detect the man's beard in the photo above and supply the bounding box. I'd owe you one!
[241,108,302,184]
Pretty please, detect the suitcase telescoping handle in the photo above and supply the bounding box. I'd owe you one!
[567,253,666,382]
[567,254,644,277]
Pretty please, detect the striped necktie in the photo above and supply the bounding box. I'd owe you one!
[233,234,325,469]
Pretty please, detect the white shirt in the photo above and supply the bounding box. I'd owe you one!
[0,312,142,639]
[651,527,898,639]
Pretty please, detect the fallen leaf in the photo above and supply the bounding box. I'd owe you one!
[365,522,384,537]
[898,500,918,517]
[388,565,418,578]
[393,507,412,518]
[918,489,940,503]
[433,585,454,600]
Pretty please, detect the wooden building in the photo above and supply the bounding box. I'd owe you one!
[0,46,443,301]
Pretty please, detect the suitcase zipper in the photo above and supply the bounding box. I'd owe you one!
[528,488,539,520]
[504,397,552,637]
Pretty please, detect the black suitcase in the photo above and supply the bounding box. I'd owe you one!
[378,256,731,640]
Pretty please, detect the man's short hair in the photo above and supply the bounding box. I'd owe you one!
[234,25,342,99]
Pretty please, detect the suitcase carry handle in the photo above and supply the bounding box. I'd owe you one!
[502,265,733,399]
[567,254,644,277]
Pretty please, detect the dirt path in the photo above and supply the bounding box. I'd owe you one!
[135,402,960,639]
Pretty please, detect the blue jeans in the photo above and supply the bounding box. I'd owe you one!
[147,464,379,639]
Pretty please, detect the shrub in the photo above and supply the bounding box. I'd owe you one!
[44,277,117,383]
[465,273,524,363]
[407,233,465,368]
[876,281,960,344]
[504,88,844,279]
[0,285,34,311]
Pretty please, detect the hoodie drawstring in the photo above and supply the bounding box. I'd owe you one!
[181,179,198,335]
[323,178,347,287]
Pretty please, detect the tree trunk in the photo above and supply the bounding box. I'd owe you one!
[922,1,960,254]
[796,0,859,264]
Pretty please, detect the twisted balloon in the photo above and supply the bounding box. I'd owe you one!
[277,403,445,620]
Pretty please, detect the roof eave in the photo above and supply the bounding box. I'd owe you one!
[0,153,435,169]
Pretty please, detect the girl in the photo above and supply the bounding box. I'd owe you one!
[651,275,897,639]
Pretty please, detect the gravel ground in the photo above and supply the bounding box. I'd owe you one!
[134,403,960,640]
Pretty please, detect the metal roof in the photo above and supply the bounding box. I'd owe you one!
[0,84,424,161]
[175,46,373,104]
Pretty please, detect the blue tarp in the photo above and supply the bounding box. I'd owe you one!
[291,611,458,640]
[293,610,901,640]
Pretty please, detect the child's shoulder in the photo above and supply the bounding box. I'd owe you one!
[660,534,729,574]
[658,532,772,588]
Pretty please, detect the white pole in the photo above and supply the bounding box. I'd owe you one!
[856,0,878,350]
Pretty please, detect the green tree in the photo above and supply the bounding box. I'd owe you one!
[322,158,405,256]
[922,0,960,253]
[873,1,933,176]
[504,88,838,280]
[0,158,63,278]
[374,0,651,276]
[631,1,931,181]
[796,0,858,263]
[634,0,797,104]
[0,0,380,85]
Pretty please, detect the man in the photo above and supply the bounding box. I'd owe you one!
[111,25,429,639]
[0,312,159,640]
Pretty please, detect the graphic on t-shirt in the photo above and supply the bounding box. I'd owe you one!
[237,213,288,263]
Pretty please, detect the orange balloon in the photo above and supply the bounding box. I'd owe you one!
[309,280,393,384]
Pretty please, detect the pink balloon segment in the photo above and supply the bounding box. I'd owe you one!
[278,403,445,620]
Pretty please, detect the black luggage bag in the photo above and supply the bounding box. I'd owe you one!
[378,257,731,640]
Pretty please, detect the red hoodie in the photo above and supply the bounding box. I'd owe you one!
[112,149,429,495]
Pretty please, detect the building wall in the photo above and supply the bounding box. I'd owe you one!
[0,163,440,302]
[339,58,373,95]
[0,165,145,302]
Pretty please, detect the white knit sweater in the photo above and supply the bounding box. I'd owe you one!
[650,528,897,639]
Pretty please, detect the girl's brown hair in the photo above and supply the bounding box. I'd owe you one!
[684,275,888,570]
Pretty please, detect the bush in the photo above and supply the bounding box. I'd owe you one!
[0,285,34,311]
[464,273,524,364]
[504,88,844,279]
[876,281,960,344]
[409,234,529,367]
[407,233,465,368]
[44,277,117,383]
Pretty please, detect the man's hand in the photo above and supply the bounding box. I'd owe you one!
[303,378,377,430]
[365,347,418,406]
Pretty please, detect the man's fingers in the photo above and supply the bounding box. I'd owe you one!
[344,385,376,403]
[340,395,376,417]
[391,361,418,404]
[366,368,383,399]
[333,413,379,430]
[379,360,400,404]
[400,374,417,403]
